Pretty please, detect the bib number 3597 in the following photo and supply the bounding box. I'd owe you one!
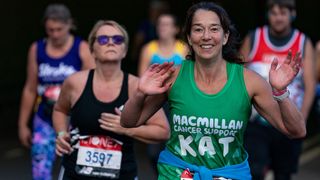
[85,151,113,165]
[77,147,121,169]
[76,136,123,178]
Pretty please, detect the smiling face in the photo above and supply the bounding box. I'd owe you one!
[187,9,229,62]
[92,25,127,62]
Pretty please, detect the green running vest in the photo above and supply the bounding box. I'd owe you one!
[158,60,251,179]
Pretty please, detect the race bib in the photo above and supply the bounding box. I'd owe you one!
[75,135,123,178]
[181,169,193,180]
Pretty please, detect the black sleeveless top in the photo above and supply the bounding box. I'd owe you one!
[62,69,137,179]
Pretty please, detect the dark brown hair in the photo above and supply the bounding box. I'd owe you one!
[183,1,243,63]
[267,0,296,11]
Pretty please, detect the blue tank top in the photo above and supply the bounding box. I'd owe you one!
[36,36,83,123]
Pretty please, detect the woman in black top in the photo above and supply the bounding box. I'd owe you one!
[53,20,169,180]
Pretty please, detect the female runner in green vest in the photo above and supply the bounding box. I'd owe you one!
[120,2,306,180]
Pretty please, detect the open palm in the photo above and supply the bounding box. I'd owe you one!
[138,62,175,95]
[269,51,301,91]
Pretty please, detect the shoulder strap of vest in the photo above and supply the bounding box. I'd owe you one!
[83,69,95,97]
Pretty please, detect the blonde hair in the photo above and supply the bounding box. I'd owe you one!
[88,20,129,52]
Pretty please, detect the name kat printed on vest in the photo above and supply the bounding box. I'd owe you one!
[173,114,244,157]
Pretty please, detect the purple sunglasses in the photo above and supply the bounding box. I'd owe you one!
[96,35,125,45]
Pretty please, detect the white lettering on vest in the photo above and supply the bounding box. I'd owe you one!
[219,137,234,157]
[179,135,196,157]
[198,136,216,156]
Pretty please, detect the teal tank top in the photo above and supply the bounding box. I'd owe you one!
[158,60,251,179]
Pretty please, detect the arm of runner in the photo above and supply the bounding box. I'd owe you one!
[129,108,170,143]
[18,42,38,148]
[245,51,306,138]
[300,38,316,119]
[99,107,170,143]
[121,62,175,128]
[52,77,73,156]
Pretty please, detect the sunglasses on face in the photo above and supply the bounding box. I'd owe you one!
[95,35,125,45]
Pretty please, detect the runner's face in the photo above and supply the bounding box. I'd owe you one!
[45,19,70,46]
[268,5,293,33]
[187,9,229,61]
[92,25,126,62]
[157,15,178,40]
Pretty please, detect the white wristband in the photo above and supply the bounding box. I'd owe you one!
[273,89,290,101]
[57,131,66,137]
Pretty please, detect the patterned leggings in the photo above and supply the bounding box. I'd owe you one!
[31,115,56,180]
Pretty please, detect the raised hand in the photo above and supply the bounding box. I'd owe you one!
[138,62,175,95]
[269,50,301,91]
